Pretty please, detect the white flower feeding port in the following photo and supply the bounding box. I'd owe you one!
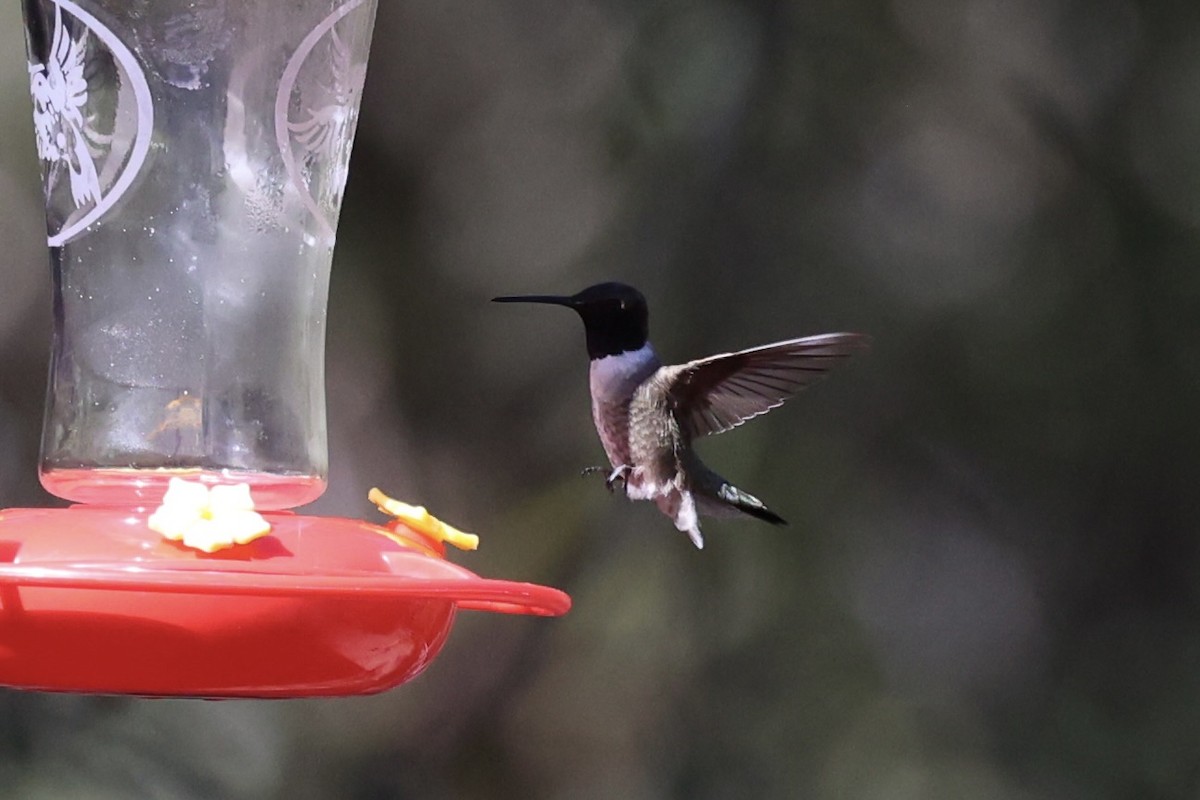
[0,0,569,698]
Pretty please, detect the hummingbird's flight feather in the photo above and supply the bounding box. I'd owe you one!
[667,333,870,439]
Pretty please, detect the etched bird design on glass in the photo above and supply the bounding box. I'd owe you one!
[27,5,111,211]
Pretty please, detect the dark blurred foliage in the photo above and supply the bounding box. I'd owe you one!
[3,0,1200,797]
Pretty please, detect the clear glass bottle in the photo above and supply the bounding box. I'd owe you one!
[22,0,378,507]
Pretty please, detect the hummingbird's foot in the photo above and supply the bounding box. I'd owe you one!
[581,465,630,494]
[605,465,631,494]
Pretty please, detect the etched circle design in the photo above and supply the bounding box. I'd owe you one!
[274,0,371,244]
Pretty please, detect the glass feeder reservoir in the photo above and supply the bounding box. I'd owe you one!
[30,0,375,507]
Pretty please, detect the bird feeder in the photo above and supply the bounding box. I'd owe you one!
[0,0,569,697]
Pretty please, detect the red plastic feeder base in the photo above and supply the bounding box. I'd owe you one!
[0,506,570,698]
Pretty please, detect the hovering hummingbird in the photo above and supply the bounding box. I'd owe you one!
[493,282,868,548]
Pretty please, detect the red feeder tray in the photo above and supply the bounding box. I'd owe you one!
[0,506,570,698]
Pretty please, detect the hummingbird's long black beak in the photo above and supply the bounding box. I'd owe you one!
[491,294,577,307]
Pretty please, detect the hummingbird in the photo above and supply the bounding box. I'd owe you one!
[493,282,868,548]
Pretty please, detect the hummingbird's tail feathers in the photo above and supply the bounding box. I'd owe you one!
[717,483,787,526]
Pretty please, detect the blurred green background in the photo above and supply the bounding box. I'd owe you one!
[3,0,1200,798]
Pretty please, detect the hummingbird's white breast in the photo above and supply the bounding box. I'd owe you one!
[588,344,660,470]
[589,344,659,399]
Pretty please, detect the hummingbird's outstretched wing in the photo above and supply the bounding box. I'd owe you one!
[667,333,869,438]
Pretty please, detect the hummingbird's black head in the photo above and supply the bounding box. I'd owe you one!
[492,282,649,359]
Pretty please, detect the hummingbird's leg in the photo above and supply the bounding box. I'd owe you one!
[581,466,617,492]
[581,465,629,493]
[605,465,631,494]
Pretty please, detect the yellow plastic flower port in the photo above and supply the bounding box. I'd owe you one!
[368,488,479,551]
[148,477,272,553]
